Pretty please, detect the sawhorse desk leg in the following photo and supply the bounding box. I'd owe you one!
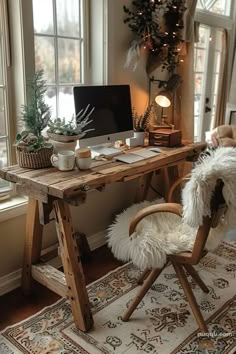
[135,172,154,203]
[53,199,94,332]
[22,198,43,295]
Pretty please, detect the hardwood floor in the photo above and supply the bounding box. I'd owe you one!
[0,245,123,331]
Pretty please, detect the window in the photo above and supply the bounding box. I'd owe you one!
[32,0,86,120]
[194,0,234,141]
[194,25,224,141]
[197,0,232,16]
[0,0,11,197]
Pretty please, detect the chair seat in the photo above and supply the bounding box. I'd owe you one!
[107,199,197,270]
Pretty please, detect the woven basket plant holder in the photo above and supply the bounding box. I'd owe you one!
[16,146,53,169]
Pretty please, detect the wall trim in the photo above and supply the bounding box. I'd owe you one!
[0,230,106,296]
[0,197,27,222]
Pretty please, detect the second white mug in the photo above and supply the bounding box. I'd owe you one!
[50,150,75,171]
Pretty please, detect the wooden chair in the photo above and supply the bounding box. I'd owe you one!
[122,177,226,333]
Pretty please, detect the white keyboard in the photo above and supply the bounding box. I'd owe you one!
[115,153,144,164]
[115,148,161,164]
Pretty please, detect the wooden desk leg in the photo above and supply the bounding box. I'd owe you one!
[22,198,43,295]
[53,199,94,332]
[135,172,153,203]
[163,165,180,201]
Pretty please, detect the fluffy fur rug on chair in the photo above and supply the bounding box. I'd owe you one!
[107,147,236,270]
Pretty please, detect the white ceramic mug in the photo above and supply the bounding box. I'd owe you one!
[50,150,75,171]
[75,148,92,170]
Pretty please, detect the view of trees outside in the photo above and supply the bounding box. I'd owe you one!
[33,0,82,120]
[197,0,231,16]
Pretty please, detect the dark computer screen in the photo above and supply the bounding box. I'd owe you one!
[73,85,134,142]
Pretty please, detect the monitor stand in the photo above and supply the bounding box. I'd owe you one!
[90,143,122,158]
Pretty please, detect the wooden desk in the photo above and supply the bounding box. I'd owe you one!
[0,142,206,332]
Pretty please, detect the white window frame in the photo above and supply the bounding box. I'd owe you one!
[0,0,15,200]
[0,0,108,214]
[194,1,236,140]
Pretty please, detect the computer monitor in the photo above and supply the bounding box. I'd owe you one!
[73,85,134,148]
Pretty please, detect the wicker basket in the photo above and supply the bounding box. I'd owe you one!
[16,146,53,169]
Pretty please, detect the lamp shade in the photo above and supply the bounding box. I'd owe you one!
[155,90,172,108]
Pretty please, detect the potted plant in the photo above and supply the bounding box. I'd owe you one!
[132,104,153,145]
[47,105,95,152]
[15,70,53,169]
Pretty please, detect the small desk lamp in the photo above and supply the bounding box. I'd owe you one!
[152,74,182,127]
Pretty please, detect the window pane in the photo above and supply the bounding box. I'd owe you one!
[0,89,6,136]
[195,49,206,72]
[0,138,8,168]
[35,36,56,83]
[33,0,54,35]
[58,87,75,119]
[195,74,203,94]
[194,95,201,115]
[0,44,3,85]
[197,0,231,16]
[58,38,81,83]
[197,26,209,49]
[45,87,57,119]
[56,0,80,37]
[210,0,228,15]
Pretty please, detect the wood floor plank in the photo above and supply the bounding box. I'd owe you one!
[0,246,122,331]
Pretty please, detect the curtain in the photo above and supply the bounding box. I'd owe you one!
[214,30,228,128]
[182,0,198,42]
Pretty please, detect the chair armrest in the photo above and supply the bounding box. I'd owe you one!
[129,203,183,236]
[167,174,191,202]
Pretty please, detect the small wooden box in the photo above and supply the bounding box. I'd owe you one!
[149,129,182,147]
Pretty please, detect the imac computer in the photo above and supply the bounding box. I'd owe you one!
[73,85,134,154]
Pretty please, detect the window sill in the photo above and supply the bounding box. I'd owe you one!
[0,196,28,222]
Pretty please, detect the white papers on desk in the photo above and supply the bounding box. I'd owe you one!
[115,148,160,164]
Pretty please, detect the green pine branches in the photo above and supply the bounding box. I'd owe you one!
[21,69,51,137]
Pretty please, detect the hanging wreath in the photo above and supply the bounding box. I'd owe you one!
[123,0,186,73]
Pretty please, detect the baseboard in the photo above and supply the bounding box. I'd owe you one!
[0,230,107,296]
[0,269,22,296]
[87,230,106,250]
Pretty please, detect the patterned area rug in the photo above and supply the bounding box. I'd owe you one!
[0,241,236,354]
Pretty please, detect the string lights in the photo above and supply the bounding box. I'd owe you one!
[123,0,186,72]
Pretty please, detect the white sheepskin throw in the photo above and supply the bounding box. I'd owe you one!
[182,147,236,228]
[107,147,236,270]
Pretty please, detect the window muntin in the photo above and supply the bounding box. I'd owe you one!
[197,0,232,16]
[33,0,84,120]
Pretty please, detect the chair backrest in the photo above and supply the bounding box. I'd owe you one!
[190,179,227,264]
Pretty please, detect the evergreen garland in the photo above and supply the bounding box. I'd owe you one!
[123,0,186,72]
